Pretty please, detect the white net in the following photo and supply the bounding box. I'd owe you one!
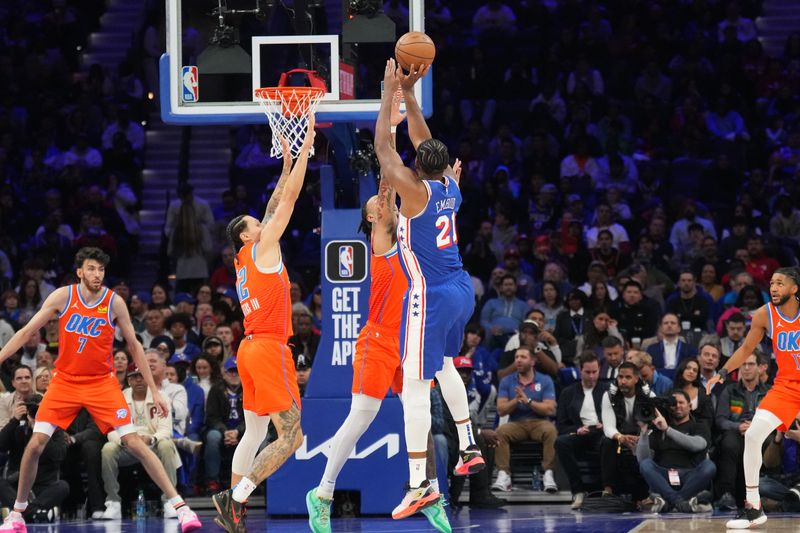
[255,87,323,159]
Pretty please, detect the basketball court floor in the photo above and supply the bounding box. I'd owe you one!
[18,506,797,532]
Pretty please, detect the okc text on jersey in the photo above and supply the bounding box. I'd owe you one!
[64,313,108,337]
[775,330,800,351]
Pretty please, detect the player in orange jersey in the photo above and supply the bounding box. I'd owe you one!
[305,92,454,533]
[707,267,800,529]
[212,117,315,533]
[0,247,201,533]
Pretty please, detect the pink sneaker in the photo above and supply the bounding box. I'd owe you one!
[0,512,26,533]
[177,506,202,532]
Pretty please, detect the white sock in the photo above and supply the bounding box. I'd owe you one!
[167,495,184,508]
[429,478,439,493]
[436,358,474,450]
[232,477,257,503]
[13,501,27,512]
[409,457,427,487]
[746,487,761,509]
[318,394,381,500]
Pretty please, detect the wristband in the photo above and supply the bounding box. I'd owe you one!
[718,368,729,381]
[390,126,397,133]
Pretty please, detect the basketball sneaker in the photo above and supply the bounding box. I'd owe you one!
[392,480,440,520]
[726,507,768,529]
[212,489,247,533]
[306,488,332,533]
[176,506,202,532]
[0,511,26,532]
[420,495,451,533]
[453,445,485,476]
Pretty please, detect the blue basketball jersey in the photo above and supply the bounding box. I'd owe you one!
[397,176,463,284]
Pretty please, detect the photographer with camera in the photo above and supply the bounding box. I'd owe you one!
[713,352,771,510]
[0,392,69,522]
[0,366,36,428]
[497,319,559,381]
[600,362,651,501]
[636,389,716,513]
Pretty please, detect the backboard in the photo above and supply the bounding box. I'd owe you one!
[162,0,431,124]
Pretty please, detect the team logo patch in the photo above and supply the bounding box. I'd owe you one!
[116,408,128,419]
[324,240,367,283]
[97,305,108,314]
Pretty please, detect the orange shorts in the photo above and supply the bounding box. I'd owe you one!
[37,371,131,434]
[352,323,403,399]
[757,380,800,431]
[237,335,301,415]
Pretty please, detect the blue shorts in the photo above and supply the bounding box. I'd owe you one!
[400,271,474,380]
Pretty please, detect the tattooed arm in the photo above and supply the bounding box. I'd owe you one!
[262,136,294,223]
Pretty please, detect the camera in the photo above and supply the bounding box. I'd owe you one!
[634,396,677,425]
[23,396,42,420]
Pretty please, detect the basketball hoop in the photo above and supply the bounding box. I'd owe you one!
[255,86,323,159]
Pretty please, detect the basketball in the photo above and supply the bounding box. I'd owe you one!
[395,31,436,72]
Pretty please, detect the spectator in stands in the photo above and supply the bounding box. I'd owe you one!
[673,358,714,428]
[576,310,624,356]
[612,281,660,344]
[165,182,213,244]
[19,330,46,370]
[202,335,226,364]
[531,281,565,332]
[140,309,167,348]
[151,335,175,361]
[33,367,51,395]
[669,200,717,256]
[769,194,800,246]
[61,409,105,519]
[699,264,725,302]
[745,234,780,289]
[599,337,626,382]
[173,293,196,318]
[646,313,699,371]
[472,1,518,36]
[129,292,149,333]
[167,190,213,294]
[665,270,711,331]
[697,342,722,392]
[500,247,534,298]
[554,289,589,347]
[165,313,201,360]
[600,362,651,501]
[590,229,630,278]
[720,313,747,363]
[100,366,180,519]
[578,261,620,301]
[17,278,43,327]
[190,352,223,400]
[150,282,172,310]
[493,346,558,493]
[714,352,770,510]
[113,350,129,389]
[203,357,244,495]
[627,351,674,396]
[295,354,312,397]
[145,349,188,437]
[586,204,631,253]
[459,324,494,396]
[168,353,204,453]
[555,352,606,509]
[498,319,560,378]
[636,390,716,513]
[209,246,236,292]
[0,366,36,428]
[215,324,235,360]
[0,394,68,522]
[288,309,320,365]
[102,106,144,151]
[480,274,528,348]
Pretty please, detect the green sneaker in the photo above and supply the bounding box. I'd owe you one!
[306,488,332,533]
[420,496,452,533]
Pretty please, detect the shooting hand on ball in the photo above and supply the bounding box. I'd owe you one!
[398,63,431,92]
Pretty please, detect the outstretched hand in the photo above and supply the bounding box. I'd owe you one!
[398,63,431,92]
[390,88,406,127]
[453,158,462,180]
[301,113,316,153]
[279,135,292,173]
[383,58,401,95]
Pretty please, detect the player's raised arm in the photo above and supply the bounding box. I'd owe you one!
[398,65,456,183]
[375,59,426,210]
[706,305,769,393]
[263,136,294,223]
[259,115,315,246]
[113,295,170,417]
[0,288,66,365]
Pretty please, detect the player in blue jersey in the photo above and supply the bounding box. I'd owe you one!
[375,59,485,519]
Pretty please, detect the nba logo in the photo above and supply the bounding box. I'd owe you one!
[339,246,354,278]
[181,66,199,103]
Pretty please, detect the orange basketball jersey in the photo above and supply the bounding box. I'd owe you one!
[235,241,293,340]
[767,302,800,383]
[56,285,116,378]
[366,244,407,332]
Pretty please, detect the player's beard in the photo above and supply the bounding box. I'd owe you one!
[775,294,792,307]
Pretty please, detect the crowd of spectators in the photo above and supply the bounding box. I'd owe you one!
[3,0,800,521]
